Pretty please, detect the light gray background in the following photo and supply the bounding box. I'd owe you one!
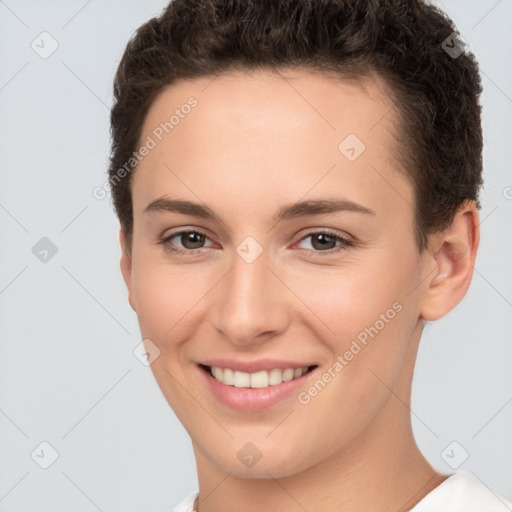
[0,1,511,511]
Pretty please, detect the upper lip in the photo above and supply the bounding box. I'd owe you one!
[199,358,317,373]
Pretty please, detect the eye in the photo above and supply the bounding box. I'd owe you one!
[295,230,353,254]
[158,228,353,257]
[158,229,215,255]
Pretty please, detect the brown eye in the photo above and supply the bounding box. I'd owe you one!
[297,231,352,252]
[160,229,214,254]
[179,231,206,249]
[310,233,338,251]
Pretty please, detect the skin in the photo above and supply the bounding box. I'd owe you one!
[119,68,479,512]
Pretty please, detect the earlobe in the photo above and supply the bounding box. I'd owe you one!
[420,202,480,322]
[119,227,136,312]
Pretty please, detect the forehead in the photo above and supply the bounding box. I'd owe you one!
[132,68,413,222]
[141,68,397,149]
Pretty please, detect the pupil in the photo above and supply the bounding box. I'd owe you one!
[183,232,204,249]
[312,233,335,251]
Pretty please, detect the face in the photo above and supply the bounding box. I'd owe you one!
[120,69,435,478]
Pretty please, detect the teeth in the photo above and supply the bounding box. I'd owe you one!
[268,368,283,385]
[233,370,250,388]
[282,368,294,382]
[223,368,234,385]
[209,365,310,388]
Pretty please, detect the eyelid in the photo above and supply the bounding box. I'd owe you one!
[294,227,352,243]
[160,225,214,241]
[292,229,354,253]
[158,228,216,254]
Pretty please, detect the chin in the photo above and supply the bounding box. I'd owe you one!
[199,435,323,480]
[219,453,306,480]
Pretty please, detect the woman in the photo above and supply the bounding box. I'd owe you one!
[108,0,512,510]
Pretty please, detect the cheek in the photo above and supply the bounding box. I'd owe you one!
[287,267,413,446]
[288,252,415,387]
[291,258,406,341]
[131,259,219,352]
[129,262,209,412]
[130,259,180,340]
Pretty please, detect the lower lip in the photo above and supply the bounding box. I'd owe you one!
[199,365,316,412]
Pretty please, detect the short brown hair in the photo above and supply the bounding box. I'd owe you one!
[108,0,483,255]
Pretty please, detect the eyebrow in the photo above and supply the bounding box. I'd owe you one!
[143,197,376,222]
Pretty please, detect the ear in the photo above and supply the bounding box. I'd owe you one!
[119,227,136,312]
[419,200,480,321]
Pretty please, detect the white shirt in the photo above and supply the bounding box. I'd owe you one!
[171,472,512,512]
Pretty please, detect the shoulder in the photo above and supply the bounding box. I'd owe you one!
[410,472,512,512]
[171,490,198,512]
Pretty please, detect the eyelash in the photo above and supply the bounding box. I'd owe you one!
[158,229,354,257]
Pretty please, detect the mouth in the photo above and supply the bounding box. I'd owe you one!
[198,363,319,412]
[199,364,318,388]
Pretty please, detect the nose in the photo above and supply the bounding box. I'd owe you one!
[211,249,291,347]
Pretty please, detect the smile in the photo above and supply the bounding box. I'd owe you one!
[198,363,318,412]
[207,365,315,388]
